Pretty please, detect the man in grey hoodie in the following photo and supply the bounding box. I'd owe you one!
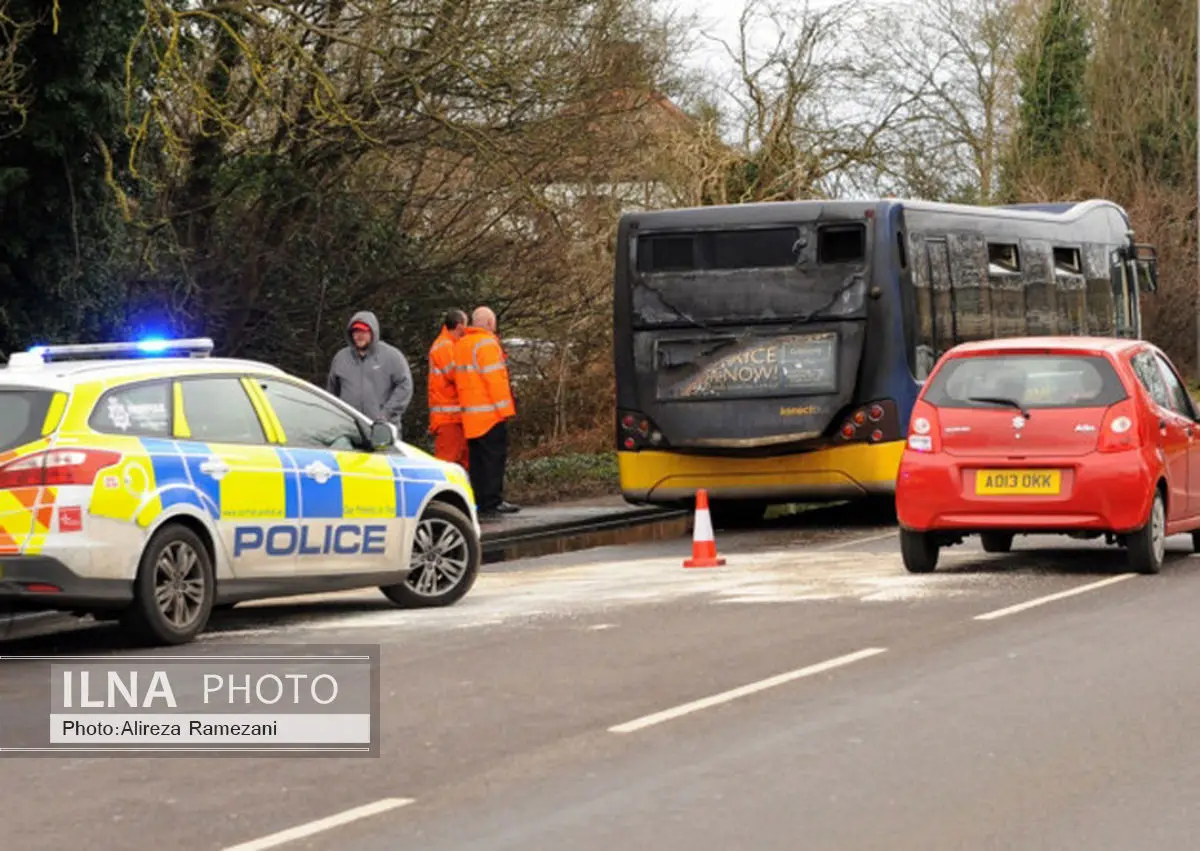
[326,310,413,437]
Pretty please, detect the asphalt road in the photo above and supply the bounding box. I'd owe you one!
[3,507,1199,851]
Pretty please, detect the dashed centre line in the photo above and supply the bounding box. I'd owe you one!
[973,574,1137,621]
[608,647,888,734]
[222,797,415,851]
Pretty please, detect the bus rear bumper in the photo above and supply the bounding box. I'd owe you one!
[618,441,904,503]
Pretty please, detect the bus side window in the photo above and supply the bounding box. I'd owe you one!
[896,229,920,379]
[909,233,937,379]
[1108,251,1132,336]
[1083,243,1115,336]
[925,239,956,359]
[1055,245,1087,335]
[987,240,1024,338]
[1025,239,1058,335]
[948,231,991,342]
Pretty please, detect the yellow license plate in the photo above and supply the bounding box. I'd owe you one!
[975,469,1061,496]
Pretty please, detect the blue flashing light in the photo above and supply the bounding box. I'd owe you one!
[22,337,214,362]
[136,337,170,354]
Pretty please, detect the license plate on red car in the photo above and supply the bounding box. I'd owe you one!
[975,469,1062,496]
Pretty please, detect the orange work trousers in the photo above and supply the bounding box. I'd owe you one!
[433,423,469,470]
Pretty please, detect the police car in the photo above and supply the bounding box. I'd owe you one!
[0,337,482,645]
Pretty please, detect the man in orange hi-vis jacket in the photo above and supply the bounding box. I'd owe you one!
[453,306,519,517]
[427,309,469,470]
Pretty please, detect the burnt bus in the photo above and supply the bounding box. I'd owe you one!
[613,198,1158,523]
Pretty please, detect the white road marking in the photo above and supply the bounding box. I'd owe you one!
[973,574,1136,621]
[222,798,415,851]
[608,647,888,734]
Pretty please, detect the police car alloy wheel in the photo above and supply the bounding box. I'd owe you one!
[381,501,480,608]
[122,524,216,646]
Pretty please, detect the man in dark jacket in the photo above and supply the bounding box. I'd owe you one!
[326,310,413,436]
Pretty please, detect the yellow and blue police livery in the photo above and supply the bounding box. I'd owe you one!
[0,337,481,646]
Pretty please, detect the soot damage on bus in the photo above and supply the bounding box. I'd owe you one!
[612,198,1154,519]
[617,204,880,455]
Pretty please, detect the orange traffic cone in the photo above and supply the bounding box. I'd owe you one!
[684,489,726,568]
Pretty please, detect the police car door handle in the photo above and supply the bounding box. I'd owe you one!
[304,461,334,484]
[198,458,230,478]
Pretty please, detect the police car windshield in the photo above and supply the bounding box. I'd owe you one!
[0,389,55,453]
[924,354,1127,410]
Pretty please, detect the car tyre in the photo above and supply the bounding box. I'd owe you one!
[1127,490,1166,575]
[121,523,215,646]
[382,501,481,608]
[1191,530,1200,554]
[900,529,939,574]
[980,532,1014,554]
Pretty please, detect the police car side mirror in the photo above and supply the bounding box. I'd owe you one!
[369,421,396,450]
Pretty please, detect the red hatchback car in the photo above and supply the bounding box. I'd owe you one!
[896,336,1200,575]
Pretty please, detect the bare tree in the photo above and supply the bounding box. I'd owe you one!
[863,0,1024,203]
[658,0,919,204]
[114,0,685,356]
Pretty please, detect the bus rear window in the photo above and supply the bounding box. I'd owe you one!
[923,355,1127,409]
[636,227,800,273]
[818,224,866,263]
[0,389,56,452]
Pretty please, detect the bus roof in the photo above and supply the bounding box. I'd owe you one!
[620,197,1130,230]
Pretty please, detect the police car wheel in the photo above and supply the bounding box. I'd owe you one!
[382,501,480,608]
[122,524,215,646]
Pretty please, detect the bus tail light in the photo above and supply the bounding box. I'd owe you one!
[617,410,666,452]
[835,400,900,445]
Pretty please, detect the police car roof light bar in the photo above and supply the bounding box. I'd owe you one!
[26,337,215,362]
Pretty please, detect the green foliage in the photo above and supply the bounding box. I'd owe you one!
[506,452,619,504]
[0,0,145,357]
[1087,0,1196,188]
[1014,0,1091,162]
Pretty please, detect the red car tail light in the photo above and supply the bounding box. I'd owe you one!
[1097,401,1139,453]
[0,449,123,489]
[906,400,941,453]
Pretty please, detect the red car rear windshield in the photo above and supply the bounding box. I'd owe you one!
[0,389,55,453]
[923,354,1128,410]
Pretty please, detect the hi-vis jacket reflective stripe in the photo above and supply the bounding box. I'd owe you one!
[427,328,461,430]
[453,326,515,440]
